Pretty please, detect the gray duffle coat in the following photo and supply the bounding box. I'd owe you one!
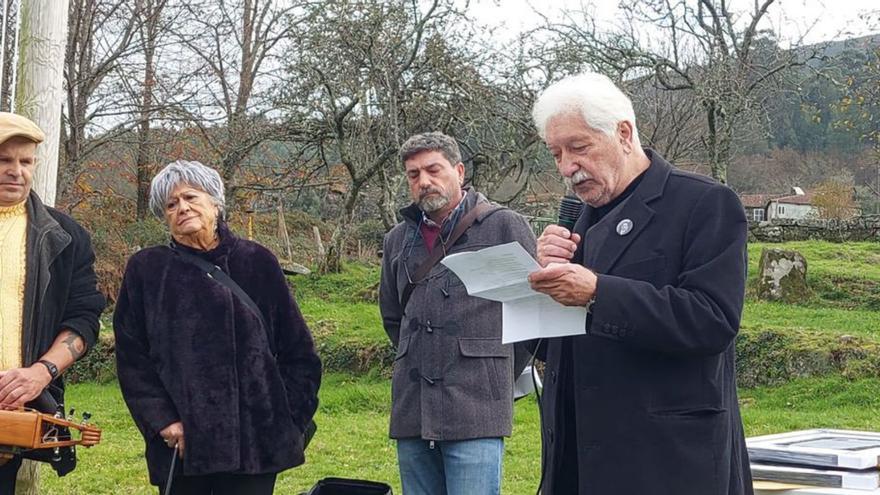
[379,188,536,440]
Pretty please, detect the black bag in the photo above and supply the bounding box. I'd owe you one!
[304,477,393,495]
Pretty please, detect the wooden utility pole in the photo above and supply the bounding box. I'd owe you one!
[14,1,70,493]
[15,0,70,207]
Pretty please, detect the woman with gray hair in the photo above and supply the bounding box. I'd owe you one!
[114,160,322,494]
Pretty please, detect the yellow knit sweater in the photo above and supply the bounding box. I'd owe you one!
[0,201,26,369]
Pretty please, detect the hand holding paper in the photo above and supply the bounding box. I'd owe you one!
[528,262,597,307]
[440,242,587,343]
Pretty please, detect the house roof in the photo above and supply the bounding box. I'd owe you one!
[739,189,815,208]
[740,193,779,208]
[772,192,815,205]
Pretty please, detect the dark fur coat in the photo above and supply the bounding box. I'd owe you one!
[113,224,321,485]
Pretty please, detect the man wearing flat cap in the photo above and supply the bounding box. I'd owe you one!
[0,112,105,490]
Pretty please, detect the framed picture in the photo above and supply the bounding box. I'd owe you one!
[752,463,880,490]
[754,485,880,495]
[748,429,880,470]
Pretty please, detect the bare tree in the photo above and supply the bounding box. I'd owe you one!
[541,0,821,184]
[133,0,168,219]
[170,0,309,201]
[0,0,21,111]
[813,176,858,220]
[60,0,141,205]
[837,41,879,189]
[630,77,704,165]
[278,0,525,272]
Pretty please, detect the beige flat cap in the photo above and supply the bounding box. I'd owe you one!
[0,112,45,145]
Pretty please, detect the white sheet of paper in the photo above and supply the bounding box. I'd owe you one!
[441,242,587,343]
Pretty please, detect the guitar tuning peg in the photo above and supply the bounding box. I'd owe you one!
[68,408,76,417]
[82,412,92,422]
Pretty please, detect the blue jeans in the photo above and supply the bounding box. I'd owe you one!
[397,438,503,495]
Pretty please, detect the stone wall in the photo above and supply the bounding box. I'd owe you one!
[749,217,880,242]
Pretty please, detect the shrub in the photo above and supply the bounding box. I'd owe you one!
[66,332,116,384]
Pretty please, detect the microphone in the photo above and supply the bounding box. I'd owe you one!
[557,195,584,231]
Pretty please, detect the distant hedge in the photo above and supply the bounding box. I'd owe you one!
[736,328,880,387]
[66,332,116,384]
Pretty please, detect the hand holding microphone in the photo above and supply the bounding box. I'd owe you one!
[536,195,583,267]
[530,196,598,307]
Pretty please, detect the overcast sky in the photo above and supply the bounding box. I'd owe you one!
[468,0,879,46]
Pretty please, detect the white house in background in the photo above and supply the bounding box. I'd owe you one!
[739,187,820,222]
[739,193,776,222]
[766,187,819,220]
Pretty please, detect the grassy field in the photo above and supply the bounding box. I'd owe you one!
[289,242,880,357]
[36,240,880,493]
[41,374,880,494]
[741,301,880,337]
[748,241,880,311]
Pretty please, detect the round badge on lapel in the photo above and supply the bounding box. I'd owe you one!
[616,219,633,236]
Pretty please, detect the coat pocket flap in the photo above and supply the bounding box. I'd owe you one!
[394,334,411,361]
[458,338,507,358]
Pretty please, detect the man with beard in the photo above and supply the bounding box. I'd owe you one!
[527,73,752,494]
[379,132,536,495]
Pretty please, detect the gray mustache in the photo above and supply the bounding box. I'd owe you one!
[419,187,442,198]
[564,170,593,188]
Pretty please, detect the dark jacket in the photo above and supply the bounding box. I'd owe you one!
[23,192,104,397]
[114,224,322,485]
[379,189,536,440]
[540,151,753,495]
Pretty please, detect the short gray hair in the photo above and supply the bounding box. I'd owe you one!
[149,160,226,219]
[399,131,462,166]
[532,72,640,147]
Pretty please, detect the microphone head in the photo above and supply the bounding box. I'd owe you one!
[557,195,584,231]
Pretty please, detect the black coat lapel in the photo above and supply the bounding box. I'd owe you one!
[572,208,592,265]
[582,150,672,273]
[586,199,654,273]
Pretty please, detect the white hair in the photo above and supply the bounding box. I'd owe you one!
[149,160,226,219]
[532,72,640,146]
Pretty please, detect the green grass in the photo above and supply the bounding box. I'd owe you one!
[298,300,385,344]
[293,263,380,304]
[293,263,389,364]
[747,241,880,283]
[287,242,880,355]
[748,241,880,310]
[742,301,880,337]
[38,375,542,494]
[740,376,880,435]
[37,382,153,494]
[41,375,880,494]
[40,241,880,491]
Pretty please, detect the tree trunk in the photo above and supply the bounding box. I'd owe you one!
[712,125,731,185]
[135,0,160,220]
[13,3,69,492]
[0,0,19,111]
[16,0,70,207]
[319,184,362,273]
[377,165,399,230]
[703,100,730,185]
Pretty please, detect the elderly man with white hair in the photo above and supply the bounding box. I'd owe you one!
[527,73,753,494]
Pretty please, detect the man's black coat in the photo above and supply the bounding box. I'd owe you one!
[540,151,753,495]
